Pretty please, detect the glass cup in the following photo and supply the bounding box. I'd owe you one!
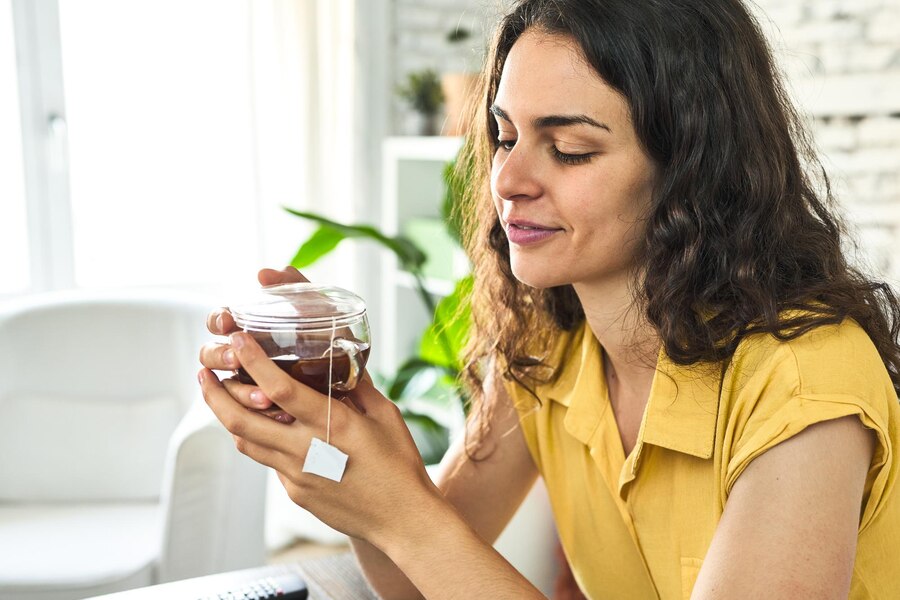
[228,283,371,412]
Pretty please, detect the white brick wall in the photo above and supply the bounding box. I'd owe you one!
[752,0,900,280]
[392,0,497,134]
[392,0,900,280]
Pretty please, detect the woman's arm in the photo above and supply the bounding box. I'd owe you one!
[691,415,876,599]
[199,268,544,599]
[349,369,541,599]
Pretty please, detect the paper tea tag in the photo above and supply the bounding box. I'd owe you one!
[302,437,349,482]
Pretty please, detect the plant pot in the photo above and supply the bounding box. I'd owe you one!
[406,111,441,136]
[440,72,479,136]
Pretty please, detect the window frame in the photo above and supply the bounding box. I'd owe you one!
[11,0,75,293]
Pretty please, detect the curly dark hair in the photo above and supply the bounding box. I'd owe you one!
[457,0,900,425]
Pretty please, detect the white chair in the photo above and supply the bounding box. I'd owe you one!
[0,289,268,600]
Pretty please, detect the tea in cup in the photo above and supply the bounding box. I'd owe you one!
[229,283,371,406]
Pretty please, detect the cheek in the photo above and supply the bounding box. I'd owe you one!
[491,193,502,218]
[584,167,654,235]
[568,196,646,253]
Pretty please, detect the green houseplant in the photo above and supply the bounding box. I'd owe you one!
[283,154,472,464]
[396,69,445,136]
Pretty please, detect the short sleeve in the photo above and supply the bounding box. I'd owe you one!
[724,392,893,531]
[722,320,899,532]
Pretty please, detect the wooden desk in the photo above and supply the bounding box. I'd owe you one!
[88,553,378,600]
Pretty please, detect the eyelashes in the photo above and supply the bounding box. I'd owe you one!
[551,147,594,165]
[496,138,596,166]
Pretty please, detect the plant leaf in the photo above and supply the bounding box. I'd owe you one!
[387,357,443,399]
[283,207,426,272]
[402,411,450,464]
[442,157,470,245]
[419,275,473,369]
[386,236,428,272]
[289,225,346,269]
[395,69,444,116]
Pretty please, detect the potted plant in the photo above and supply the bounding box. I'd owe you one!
[396,69,444,136]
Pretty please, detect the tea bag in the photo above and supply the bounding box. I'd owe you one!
[302,317,349,482]
[303,438,348,482]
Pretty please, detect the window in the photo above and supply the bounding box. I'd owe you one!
[59,0,259,288]
[0,0,30,294]
[4,0,361,296]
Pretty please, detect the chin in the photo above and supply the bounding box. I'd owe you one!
[510,260,569,290]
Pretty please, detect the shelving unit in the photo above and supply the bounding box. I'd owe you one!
[378,136,465,376]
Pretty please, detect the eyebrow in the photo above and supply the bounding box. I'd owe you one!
[490,104,612,133]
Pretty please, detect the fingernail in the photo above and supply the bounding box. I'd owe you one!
[223,350,235,367]
[250,390,267,407]
[198,370,205,384]
[231,333,245,349]
[216,314,225,330]
[273,413,296,424]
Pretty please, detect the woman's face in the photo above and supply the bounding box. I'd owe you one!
[490,29,658,291]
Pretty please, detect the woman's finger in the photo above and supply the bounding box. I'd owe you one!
[229,332,333,425]
[258,266,308,287]
[198,368,294,448]
[336,395,365,415]
[346,374,396,420]
[231,434,297,477]
[209,268,304,335]
[199,341,240,371]
[230,434,330,496]
[222,377,272,410]
[206,308,237,335]
[222,378,297,424]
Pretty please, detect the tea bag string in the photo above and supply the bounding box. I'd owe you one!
[301,314,348,484]
[326,316,335,445]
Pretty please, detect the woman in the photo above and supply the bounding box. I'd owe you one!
[199,0,900,597]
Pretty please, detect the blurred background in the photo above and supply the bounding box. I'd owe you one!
[1,0,898,594]
[2,0,899,302]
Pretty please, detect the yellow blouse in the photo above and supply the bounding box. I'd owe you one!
[506,319,900,599]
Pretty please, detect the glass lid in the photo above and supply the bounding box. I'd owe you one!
[229,283,367,330]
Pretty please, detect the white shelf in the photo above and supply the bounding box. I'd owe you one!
[383,136,464,161]
[379,136,465,375]
[394,270,457,298]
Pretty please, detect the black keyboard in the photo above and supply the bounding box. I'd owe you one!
[197,572,308,600]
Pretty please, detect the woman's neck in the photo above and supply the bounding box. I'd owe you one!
[574,277,660,394]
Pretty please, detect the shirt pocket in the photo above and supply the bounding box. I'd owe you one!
[680,557,704,600]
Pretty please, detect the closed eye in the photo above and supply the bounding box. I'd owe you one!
[552,147,595,165]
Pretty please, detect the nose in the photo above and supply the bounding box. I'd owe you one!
[491,142,542,203]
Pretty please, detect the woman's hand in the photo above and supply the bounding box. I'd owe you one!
[199,266,307,422]
[198,333,439,545]
[197,266,442,546]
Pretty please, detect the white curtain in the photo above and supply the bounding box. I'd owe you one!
[249,0,362,550]
[4,0,359,295]
[249,0,357,289]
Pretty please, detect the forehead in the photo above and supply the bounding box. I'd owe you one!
[495,29,630,128]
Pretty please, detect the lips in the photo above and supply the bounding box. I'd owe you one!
[504,219,563,246]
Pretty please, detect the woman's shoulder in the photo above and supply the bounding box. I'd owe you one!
[719,318,898,466]
[729,317,894,402]
[720,318,900,535]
